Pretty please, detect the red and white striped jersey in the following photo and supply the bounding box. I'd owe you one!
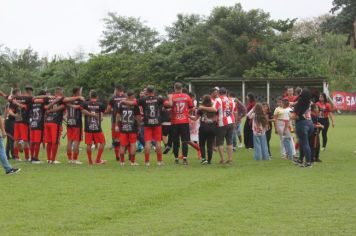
[214,96,235,127]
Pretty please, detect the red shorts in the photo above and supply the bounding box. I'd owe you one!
[30,129,43,143]
[14,123,29,141]
[119,133,137,146]
[144,126,162,142]
[67,127,82,142]
[85,132,105,145]
[44,123,62,144]
[111,124,120,140]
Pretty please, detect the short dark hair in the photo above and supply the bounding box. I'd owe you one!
[38,90,46,96]
[90,90,98,98]
[127,90,135,97]
[174,82,183,91]
[115,85,124,91]
[229,92,236,97]
[12,88,20,95]
[219,87,227,95]
[25,85,33,91]
[72,87,80,95]
[146,85,155,94]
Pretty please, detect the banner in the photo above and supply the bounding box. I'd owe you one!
[332,91,356,111]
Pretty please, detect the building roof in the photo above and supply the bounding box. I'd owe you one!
[185,76,327,85]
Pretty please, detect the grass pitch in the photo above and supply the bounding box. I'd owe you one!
[1,116,356,235]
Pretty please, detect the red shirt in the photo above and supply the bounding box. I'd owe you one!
[215,96,235,127]
[316,102,332,118]
[171,93,193,125]
[284,95,298,103]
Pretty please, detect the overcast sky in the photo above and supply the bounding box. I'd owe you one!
[0,0,332,57]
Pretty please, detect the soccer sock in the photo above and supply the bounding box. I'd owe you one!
[51,144,59,161]
[46,143,52,161]
[73,151,79,161]
[14,147,19,159]
[157,151,162,162]
[67,150,72,160]
[96,148,104,163]
[192,142,200,151]
[30,143,35,159]
[87,149,93,164]
[145,153,150,163]
[24,147,30,160]
[120,153,125,163]
[130,154,135,163]
[34,143,41,160]
[114,146,119,158]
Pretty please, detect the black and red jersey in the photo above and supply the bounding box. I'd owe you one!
[30,102,45,130]
[117,103,140,133]
[138,96,163,126]
[109,94,126,124]
[45,96,65,125]
[81,100,106,133]
[66,99,83,128]
[10,96,33,124]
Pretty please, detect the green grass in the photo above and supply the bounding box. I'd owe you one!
[1,116,356,235]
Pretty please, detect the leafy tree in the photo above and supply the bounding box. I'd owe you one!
[100,13,160,54]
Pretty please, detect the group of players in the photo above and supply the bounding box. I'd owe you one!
[0,82,239,167]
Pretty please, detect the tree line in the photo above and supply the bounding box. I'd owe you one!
[0,1,355,105]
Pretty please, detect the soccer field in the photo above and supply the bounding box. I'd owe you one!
[1,116,356,235]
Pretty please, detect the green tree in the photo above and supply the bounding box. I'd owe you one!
[100,13,160,54]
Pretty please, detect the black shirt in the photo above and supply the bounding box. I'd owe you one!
[10,96,33,124]
[138,96,163,126]
[30,102,45,130]
[197,110,216,124]
[45,97,65,125]
[109,95,127,124]
[117,103,140,133]
[66,99,83,128]
[82,100,106,133]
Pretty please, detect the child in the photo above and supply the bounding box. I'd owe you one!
[281,99,295,160]
[274,97,287,158]
[262,102,274,158]
[247,103,270,161]
[310,104,324,162]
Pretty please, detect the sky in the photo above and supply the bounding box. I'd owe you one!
[0,0,333,57]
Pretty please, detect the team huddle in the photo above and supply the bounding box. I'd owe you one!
[0,82,334,173]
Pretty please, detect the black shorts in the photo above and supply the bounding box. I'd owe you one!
[171,123,190,142]
[216,124,234,146]
[162,125,171,136]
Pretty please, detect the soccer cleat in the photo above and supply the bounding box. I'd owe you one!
[238,143,243,149]
[47,160,53,164]
[31,160,42,164]
[14,158,22,162]
[163,146,171,154]
[157,161,164,166]
[52,160,61,164]
[200,159,208,165]
[174,158,179,165]
[182,158,188,165]
[130,162,139,166]
[96,160,107,165]
[68,160,74,164]
[6,168,21,175]
[145,162,150,167]
[73,160,83,165]
[321,147,326,151]
[120,162,125,166]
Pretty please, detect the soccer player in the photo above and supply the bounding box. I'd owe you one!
[7,88,33,161]
[44,87,67,164]
[106,85,127,161]
[122,85,164,166]
[81,91,106,165]
[116,90,141,166]
[167,82,193,165]
[63,87,84,164]
[29,90,47,163]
